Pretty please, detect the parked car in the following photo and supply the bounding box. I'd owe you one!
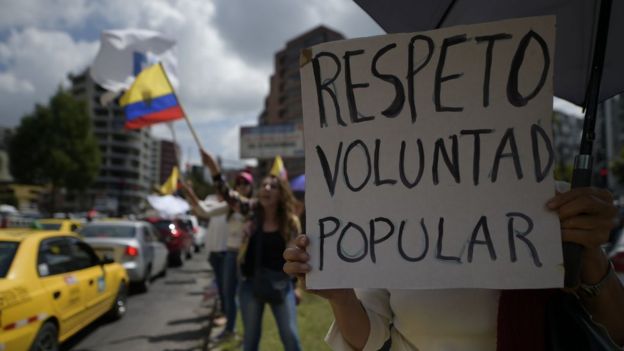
[0,213,37,228]
[179,214,205,253]
[36,218,84,232]
[79,220,168,292]
[144,217,193,266]
[0,229,128,351]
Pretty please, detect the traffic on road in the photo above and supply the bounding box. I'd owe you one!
[0,217,214,351]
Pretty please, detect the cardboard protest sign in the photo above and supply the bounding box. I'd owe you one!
[300,16,562,289]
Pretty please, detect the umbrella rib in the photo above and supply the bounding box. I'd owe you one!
[578,0,613,155]
[436,0,458,29]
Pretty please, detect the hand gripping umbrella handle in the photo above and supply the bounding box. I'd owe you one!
[564,0,613,289]
[563,161,592,288]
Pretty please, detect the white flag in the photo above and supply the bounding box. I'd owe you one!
[90,29,178,93]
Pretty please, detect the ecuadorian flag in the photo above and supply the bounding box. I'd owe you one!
[270,155,288,180]
[120,63,184,129]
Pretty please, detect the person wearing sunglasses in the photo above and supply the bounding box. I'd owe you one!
[181,171,253,345]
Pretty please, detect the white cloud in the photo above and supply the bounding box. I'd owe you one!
[211,0,382,70]
[151,114,252,167]
[218,124,244,161]
[0,0,93,30]
[0,27,98,125]
[91,0,189,30]
[0,73,34,94]
[85,0,269,125]
[171,1,268,122]
[0,0,381,161]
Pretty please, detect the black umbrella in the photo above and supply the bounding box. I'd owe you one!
[354,0,622,287]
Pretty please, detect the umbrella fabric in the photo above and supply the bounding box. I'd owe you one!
[354,0,624,105]
[290,174,305,192]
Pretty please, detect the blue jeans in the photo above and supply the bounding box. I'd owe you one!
[239,278,301,351]
[222,250,239,333]
[208,251,225,313]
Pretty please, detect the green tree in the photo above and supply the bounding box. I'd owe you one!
[8,88,101,212]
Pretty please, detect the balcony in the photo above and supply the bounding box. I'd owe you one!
[94,175,151,189]
[102,151,141,163]
[101,138,144,150]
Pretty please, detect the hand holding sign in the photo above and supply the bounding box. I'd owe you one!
[284,235,354,300]
[284,234,370,350]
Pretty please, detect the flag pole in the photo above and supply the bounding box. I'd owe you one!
[168,122,181,168]
[158,62,204,150]
[167,122,186,184]
[182,114,203,150]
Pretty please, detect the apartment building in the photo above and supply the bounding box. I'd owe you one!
[70,70,155,215]
[254,26,345,178]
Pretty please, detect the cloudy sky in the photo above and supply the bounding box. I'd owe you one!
[1,0,586,169]
[0,0,383,166]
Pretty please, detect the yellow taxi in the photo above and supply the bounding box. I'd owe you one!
[35,219,83,233]
[0,229,129,351]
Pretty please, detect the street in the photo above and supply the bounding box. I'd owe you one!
[61,253,216,351]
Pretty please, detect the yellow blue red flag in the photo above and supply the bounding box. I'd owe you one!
[270,155,288,180]
[120,63,184,129]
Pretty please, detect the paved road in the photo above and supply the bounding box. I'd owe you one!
[62,252,216,351]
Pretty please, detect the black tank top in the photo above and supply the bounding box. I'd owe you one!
[242,229,286,277]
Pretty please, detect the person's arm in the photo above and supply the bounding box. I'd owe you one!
[200,147,221,176]
[579,247,624,345]
[179,181,201,206]
[179,181,229,219]
[284,235,372,350]
[326,290,371,350]
[548,187,624,345]
[199,148,253,216]
[195,199,229,218]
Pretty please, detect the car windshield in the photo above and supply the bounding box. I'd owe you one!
[80,225,136,238]
[39,223,61,230]
[0,241,19,278]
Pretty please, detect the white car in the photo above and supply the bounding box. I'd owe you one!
[180,214,206,253]
[80,220,169,292]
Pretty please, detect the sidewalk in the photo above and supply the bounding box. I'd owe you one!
[199,270,242,350]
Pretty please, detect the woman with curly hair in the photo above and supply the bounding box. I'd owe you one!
[200,148,302,351]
